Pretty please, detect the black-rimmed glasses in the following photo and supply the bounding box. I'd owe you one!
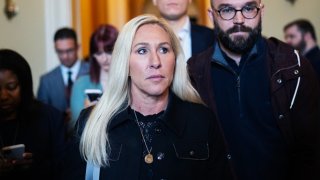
[214,4,262,21]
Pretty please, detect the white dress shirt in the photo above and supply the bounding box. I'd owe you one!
[60,60,81,86]
[177,18,192,61]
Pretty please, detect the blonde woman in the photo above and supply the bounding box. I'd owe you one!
[62,14,232,180]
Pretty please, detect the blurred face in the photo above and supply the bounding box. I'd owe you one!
[129,24,176,99]
[210,0,263,54]
[94,52,112,72]
[153,0,191,21]
[284,25,306,52]
[55,38,79,68]
[0,70,21,120]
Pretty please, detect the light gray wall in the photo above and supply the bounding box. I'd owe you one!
[0,0,46,93]
[263,0,320,42]
[0,0,71,93]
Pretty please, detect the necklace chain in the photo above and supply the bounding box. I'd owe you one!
[133,110,152,154]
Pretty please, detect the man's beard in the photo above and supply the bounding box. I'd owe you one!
[215,20,262,54]
[294,38,306,53]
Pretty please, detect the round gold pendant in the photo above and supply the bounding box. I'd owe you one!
[144,153,153,164]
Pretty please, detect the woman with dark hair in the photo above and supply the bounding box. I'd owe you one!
[0,49,65,179]
[70,24,118,131]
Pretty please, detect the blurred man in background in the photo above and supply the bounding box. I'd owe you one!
[284,19,320,81]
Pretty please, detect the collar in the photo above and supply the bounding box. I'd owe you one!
[60,60,81,80]
[177,17,191,38]
[211,37,262,67]
[107,93,186,137]
[60,60,81,74]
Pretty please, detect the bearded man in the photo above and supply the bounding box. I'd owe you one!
[284,19,320,82]
[188,0,320,180]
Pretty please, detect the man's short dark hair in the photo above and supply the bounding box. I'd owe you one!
[284,19,317,41]
[54,27,78,43]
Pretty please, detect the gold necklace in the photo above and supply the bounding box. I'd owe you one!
[133,110,153,164]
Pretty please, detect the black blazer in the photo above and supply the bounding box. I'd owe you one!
[61,94,233,180]
[191,24,216,56]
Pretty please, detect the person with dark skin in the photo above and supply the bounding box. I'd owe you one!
[0,49,66,179]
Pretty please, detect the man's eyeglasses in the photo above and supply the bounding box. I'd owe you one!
[214,4,263,21]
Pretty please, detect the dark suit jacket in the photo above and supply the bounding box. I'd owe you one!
[191,24,216,56]
[37,61,89,112]
[305,46,320,83]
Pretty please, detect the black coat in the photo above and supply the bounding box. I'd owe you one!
[61,94,233,180]
[0,101,66,180]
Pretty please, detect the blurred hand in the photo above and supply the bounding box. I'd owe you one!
[84,98,98,108]
[0,152,33,172]
[11,152,33,165]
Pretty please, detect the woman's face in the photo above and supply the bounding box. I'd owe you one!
[94,51,112,72]
[129,24,175,99]
[0,69,21,120]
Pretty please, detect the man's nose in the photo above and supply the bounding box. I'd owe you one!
[233,11,245,24]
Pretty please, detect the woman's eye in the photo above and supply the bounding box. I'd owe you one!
[159,47,169,54]
[7,83,18,91]
[137,48,147,54]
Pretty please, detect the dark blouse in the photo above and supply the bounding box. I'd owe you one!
[0,101,66,180]
[131,108,164,179]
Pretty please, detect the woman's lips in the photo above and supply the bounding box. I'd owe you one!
[146,75,165,81]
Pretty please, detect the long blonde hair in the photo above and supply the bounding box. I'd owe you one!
[80,14,203,166]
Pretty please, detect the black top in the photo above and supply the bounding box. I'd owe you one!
[130,108,164,180]
[210,38,288,180]
[188,37,320,180]
[0,101,66,180]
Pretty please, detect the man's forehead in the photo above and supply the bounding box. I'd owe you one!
[212,0,260,7]
[286,25,299,32]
